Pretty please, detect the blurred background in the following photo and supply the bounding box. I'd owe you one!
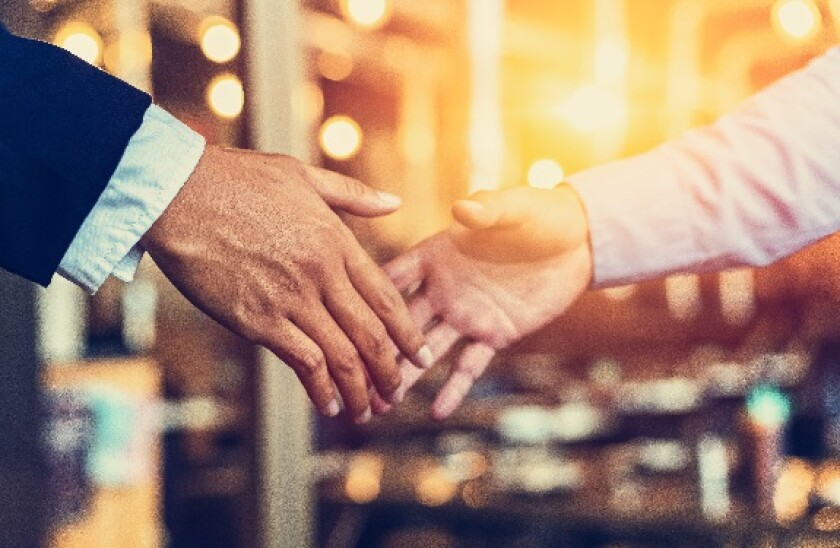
[2,0,840,547]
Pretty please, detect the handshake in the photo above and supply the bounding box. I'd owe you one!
[141,146,594,424]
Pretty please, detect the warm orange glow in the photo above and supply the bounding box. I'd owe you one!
[772,0,822,40]
[320,116,363,160]
[294,82,325,123]
[340,0,391,30]
[816,461,840,504]
[317,51,354,81]
[416,467,458,507]
[402,127,437,164]
[207,74,245,119]
[345,453,383,504]
[832,0,840,20]
[105,30,153,75]
[54,22,103,66]
[200,16,241,64]
[665,274,701,320]
[602,285,636,301]
[595,39,629,84]
[527,159,564,189]
[774,459,814,523]
[467,0,505,192]
[561,84,625,133]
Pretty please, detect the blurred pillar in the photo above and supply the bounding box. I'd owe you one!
[243,2,314,548]
[0,271,44,548]
[467,0,504,192]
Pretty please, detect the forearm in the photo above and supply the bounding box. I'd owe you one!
[569,46,840,287]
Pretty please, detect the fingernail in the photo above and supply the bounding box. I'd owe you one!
[325,399,340,417]
[354,407,373,425]
[377,191,402,207]
[458,200,484,215]
[416,345,435,369]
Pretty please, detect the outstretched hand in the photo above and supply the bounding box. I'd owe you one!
[374,185,593,420]
[141,146,432,424]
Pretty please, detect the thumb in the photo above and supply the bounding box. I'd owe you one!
[305,165,402,217]
[452,188,533,229]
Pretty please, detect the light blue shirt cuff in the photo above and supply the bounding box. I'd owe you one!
[57,104,206,293]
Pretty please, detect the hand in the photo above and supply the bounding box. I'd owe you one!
[141,146,432,423]
[374,185,593,420]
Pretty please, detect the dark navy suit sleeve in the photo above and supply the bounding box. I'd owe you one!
[0,21,152,285]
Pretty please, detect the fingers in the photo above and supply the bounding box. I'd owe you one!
[323,276,403,403]
[392,322,461,402]
[384,248,424,293]
[431,342,496,421]
[346,255,433,370]
[407,294,437,332]
[304,164,402,217]
[371,322,461,415]
[263,322,340,418]
[293,306,373,424]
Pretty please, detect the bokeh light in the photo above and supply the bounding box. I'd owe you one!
[200,16,241,64]
[344,453,383,504]
[527,159,565,189]
[317,51,354,81]
[53,22,103,66]
[416,467,458,507]
[104,30,153,75]
[772,0,822,40]
[746,385,791,428]
[595,39,629,84]
[320,116,363,161]
[561,84,625,133]
[774,459,814,523]
[602,285,637,301]
[340,0,392,30]
[206,74,245,119]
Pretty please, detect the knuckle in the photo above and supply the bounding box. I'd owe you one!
[372,285,403,316]
[297,349,327,377]
[368,327,390,358]
[332,349,362,377]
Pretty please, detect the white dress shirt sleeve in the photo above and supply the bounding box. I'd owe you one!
[57,104,206,293]
[568,46,840,288]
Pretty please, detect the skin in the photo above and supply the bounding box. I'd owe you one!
[141,145,432,424]
[372,185,594,420]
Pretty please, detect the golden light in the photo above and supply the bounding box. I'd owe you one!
[104,30,153,75]
[344,453,383,504]
[317,51,354,81]
[467,0,504,192]
[595,39,629,84]
[665,274,702,320]
[319,116,363,161]
[832,0,840,20]
[293,82,324,123]
[53,22,103,66]
[199,16,241,63]
[340,0,392,30]
[772,0,822,40]
[774,458,814,523]
[527,159,565,189]
[560,84,625,134]
[416,467,458,507]
[206,74,245,119]
[402,127,437,164]
[602,285,637,301]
